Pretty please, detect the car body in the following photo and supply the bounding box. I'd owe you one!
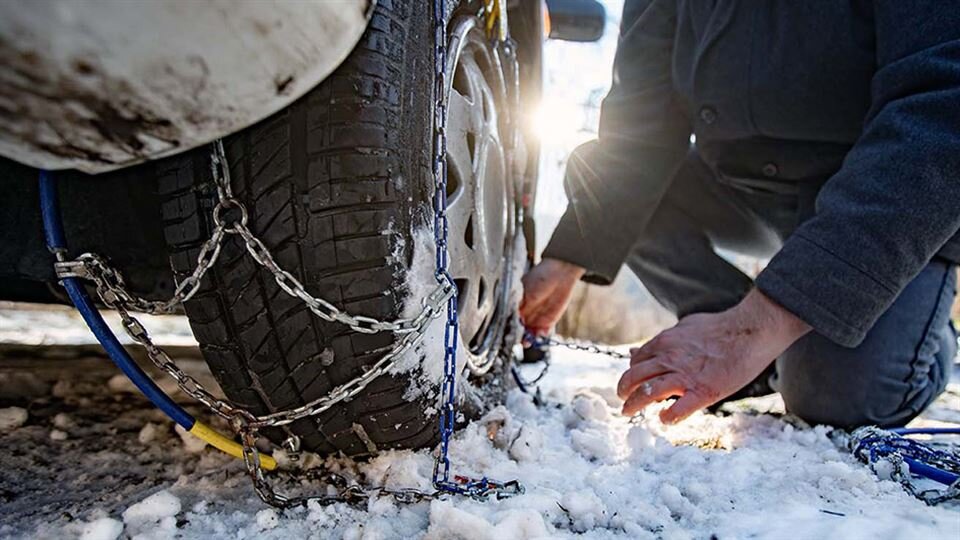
[0,0,373,174]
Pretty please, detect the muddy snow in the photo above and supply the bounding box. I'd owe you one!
[1,316,958,540]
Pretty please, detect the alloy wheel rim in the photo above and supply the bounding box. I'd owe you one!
[443,17,517,372]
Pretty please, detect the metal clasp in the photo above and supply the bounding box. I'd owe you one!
[54,259,90,280]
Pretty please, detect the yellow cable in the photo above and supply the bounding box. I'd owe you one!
[484,0,506,41]
[189,421,277,471]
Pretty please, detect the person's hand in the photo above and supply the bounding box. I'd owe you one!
[519,258,585,336]
[617,289,811,424]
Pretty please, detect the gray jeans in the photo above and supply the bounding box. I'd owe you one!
[626,151,957,428]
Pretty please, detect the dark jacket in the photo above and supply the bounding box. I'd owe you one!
[542,0,960,347]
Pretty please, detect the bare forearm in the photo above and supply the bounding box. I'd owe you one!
[731,289,812,359]
[617,288,813,424]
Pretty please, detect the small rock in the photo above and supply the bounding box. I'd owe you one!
[138,422,160,444]
[175,424,208,454]
[53,413,75,430]
[256,508,279,530]
[107,374,136,394]
[50,429,68,441]
[0,406,28,432]
[52,380,74,398]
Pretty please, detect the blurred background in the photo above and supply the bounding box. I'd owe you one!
[534,0,676,343]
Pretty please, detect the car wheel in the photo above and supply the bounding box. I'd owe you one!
[154,2,524,457]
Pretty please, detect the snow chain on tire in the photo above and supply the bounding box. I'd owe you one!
[52,2,523,507]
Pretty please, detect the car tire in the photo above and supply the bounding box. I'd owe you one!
[154,1,523,457]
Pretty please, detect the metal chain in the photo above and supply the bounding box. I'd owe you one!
[850,426,960,505]
[209,142,455,337]
[52,2,522,507]
[57,141,453,506]
[428,0,520,500]
[511,332,624,397]
[54,228,224,315]
[526,333,630,360]
[431,0,457,490]
[56,141,454,432]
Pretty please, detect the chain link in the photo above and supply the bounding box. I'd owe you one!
[427,0,521,500]
[850,426,960,505]
[526,333,630,360]
[431,0,457,490]
[213,141,454,336]
[58,141,454,506]
[51,2,525,507]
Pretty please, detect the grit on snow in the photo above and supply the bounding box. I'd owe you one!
[0,306,958,540]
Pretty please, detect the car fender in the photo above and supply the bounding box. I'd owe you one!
[0,0,374,174]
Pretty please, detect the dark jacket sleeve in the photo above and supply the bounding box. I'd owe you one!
[756,1,960,347]
[541,0,690,285]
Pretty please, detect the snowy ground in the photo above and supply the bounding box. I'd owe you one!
[3,1,960,536]
[1,305,958,539]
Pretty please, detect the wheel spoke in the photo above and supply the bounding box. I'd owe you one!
[462,55,490,144]
[480,139,507,264]
[446,90,474,198]
[457,279,485,345]
[442,26,515,360]
[447,209,474,280]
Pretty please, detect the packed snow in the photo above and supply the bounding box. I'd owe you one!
[2,1,959,537]
[1,338,957,539]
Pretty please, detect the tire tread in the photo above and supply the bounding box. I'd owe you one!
[157,1,437,456]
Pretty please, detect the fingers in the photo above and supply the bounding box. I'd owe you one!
[519,270,542,309]
[617,359,669,400]
[520,275,552,329]
[518,291,537,323]
[629,346,657,366]
[629,342,656,365]
[522,291,567,337]
[522,303,554,336]
[524,325,550,340]
[659,392,706,424]
[629,331,673,365]
[621,374,685,416]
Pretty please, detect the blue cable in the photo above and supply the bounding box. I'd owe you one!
[39,171,194,430]
[903,457,959,486]
[888,427,960,485]
[891,427,960,436]
[38,171,67,250]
